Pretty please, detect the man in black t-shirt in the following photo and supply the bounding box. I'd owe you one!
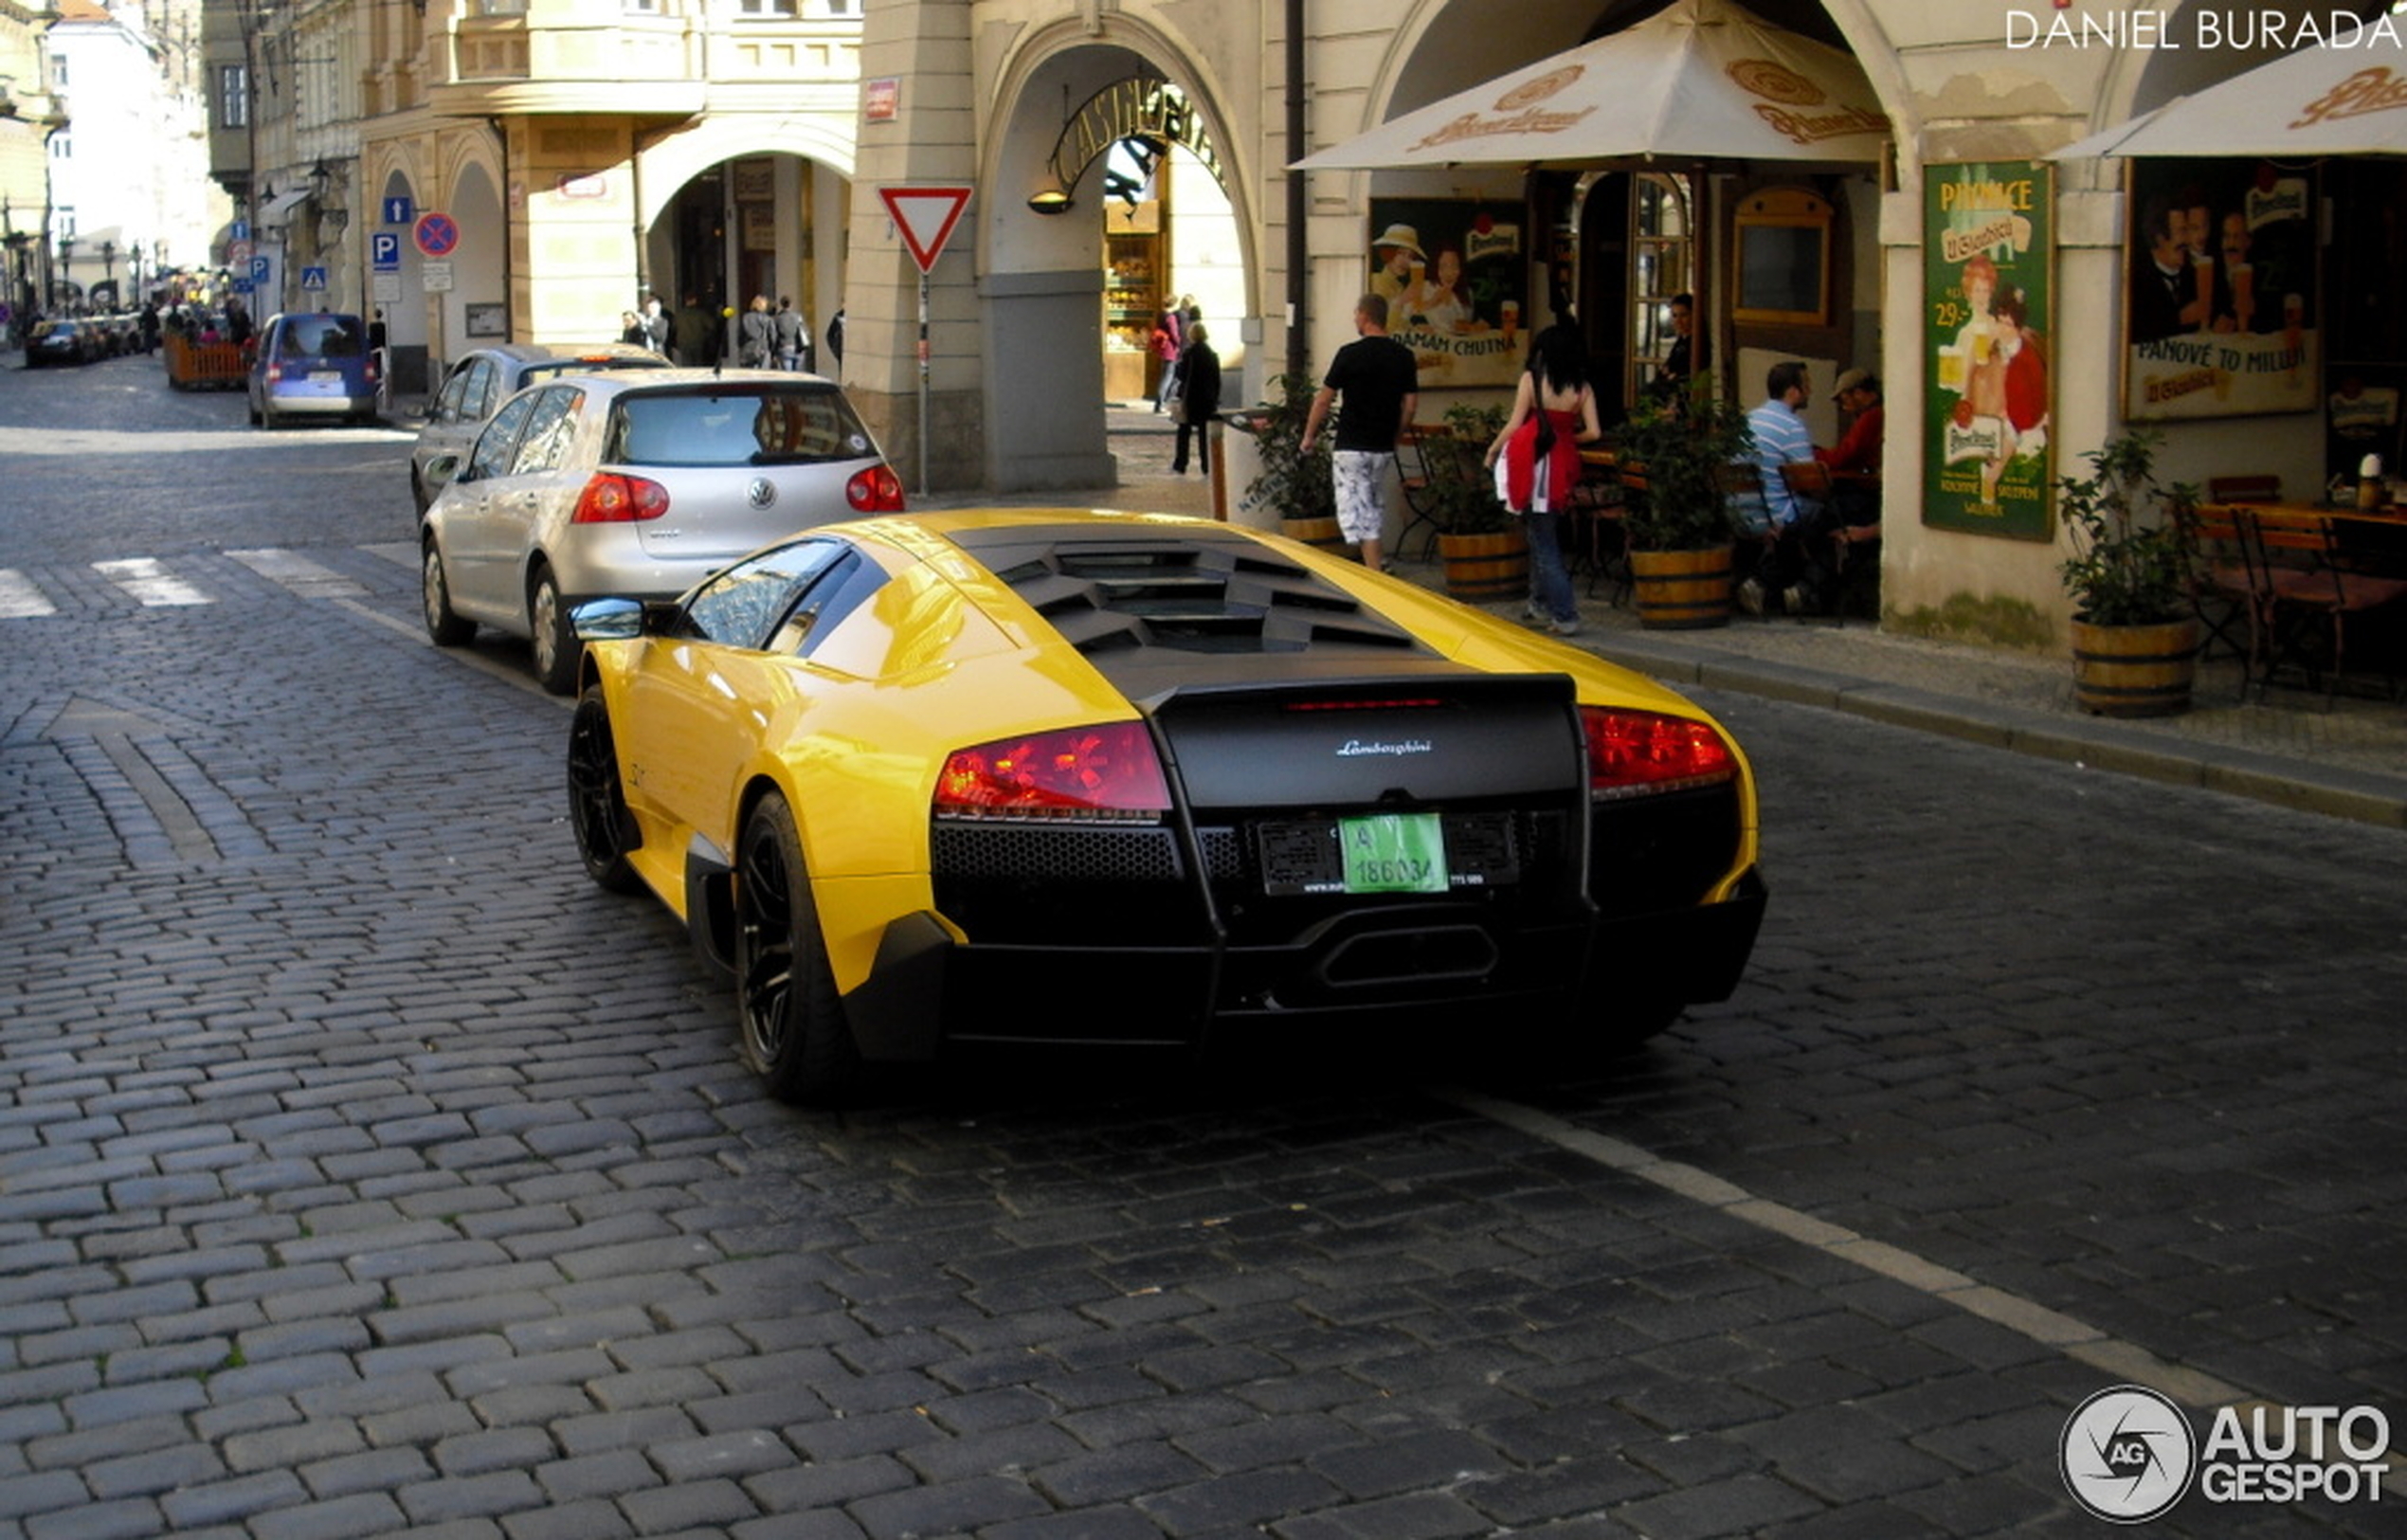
[1300,294,1419,572]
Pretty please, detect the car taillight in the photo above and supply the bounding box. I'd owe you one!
[571,473,671,523]
[263,361,283,384]
[846,464,906,513]
[933,721,1169,821]
[1580,706,1737,801]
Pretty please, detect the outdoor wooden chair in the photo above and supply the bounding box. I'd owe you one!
[1395,423,1459,561]
[2235,506,2407,705]
[2173,497,2256,674]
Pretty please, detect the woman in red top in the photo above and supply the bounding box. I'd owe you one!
[1485,325,1604,635]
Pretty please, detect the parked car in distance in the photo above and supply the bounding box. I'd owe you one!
[247,311,381,428]
[563,510,1767,1104]
[420,369,906,693]
[410,342,670,512]
[24,318,103,368]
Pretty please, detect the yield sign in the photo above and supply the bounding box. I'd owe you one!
[878,186,972,275]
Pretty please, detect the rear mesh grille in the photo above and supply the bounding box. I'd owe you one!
[932,823,1183,882]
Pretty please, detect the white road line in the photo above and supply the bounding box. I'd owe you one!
[226,547,367,598]
[0,570,58,619]
[92,557,212,607]
[1437,1087,2255,1411]
[332,597,570,706]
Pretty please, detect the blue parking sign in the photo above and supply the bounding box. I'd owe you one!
[250,256,271,283]
[371,232,401,270]
[383,195,414,226]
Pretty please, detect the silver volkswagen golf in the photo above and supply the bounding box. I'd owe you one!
[418,370,904,693]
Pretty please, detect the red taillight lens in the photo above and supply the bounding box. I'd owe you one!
[1580,706,1738,800]
[263,362,283,384]
[571,472,671,523]
[934,721,1170,820]
[846,463,906,513]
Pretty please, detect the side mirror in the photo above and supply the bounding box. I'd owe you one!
[426,452,466,488]
[570,598,647,643]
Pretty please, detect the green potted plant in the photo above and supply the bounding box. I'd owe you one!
[1611,377,1753,628]
[1234,369,1338,548]
[2057,430,2200,717]
[1428,400,1526,600]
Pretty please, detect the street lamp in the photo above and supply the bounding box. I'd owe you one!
[56,236,74,306]
[100,239,116,300]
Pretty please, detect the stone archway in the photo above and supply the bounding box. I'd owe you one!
[373,168,431,395]
[981,44,1253,492]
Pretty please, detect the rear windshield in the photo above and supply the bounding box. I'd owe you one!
[605,386,877,468]
[279,316,365,358]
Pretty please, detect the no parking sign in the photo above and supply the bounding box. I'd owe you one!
[412,212,460,259]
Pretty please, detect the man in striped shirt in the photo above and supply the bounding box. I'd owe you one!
[1737,360,1820,616]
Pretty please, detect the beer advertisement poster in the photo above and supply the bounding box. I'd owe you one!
[1365,199,1529,390]
[2123,158,2319,421]
[1925,159,2054,540]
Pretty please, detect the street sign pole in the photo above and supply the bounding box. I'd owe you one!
[916,274,931,497]
[877,186,973,499]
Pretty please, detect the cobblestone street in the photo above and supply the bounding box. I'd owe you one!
[1,356,2401,1538]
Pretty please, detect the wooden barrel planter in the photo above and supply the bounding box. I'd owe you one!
[1280,516,1346,553]
[2070,616,2199,717]
[1629,545,1735,629]
[1439,529,1530,601]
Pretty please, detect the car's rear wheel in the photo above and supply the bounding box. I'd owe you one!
[734,791,860,1104]
[567,687,642,895]
[421,542,474,645]
[528,565,579,696]
[247,399,262,426]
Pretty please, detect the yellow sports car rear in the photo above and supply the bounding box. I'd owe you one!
[566,509,1765,1101]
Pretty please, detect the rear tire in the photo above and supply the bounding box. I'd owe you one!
[566,687,642,894]
[528,565,579,697]
[421,542,474,646]
[734,792,860,1104]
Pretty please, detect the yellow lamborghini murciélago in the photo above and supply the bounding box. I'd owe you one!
[566,509,1765,1102]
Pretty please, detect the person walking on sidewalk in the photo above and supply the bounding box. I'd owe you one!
[1485,323,1603,636]
[1299,294,1419,573]
[1169,323,1222,476]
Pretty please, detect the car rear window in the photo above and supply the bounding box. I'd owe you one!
[606,386,876,468]
[280,316,365,358]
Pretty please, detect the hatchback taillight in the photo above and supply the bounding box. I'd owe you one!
[933,721,1169,820]
[1580,706,1737,801]
[263,361,283,384]
[846,464,907,513]
[571,472,671,523]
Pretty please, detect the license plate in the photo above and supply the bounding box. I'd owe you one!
[309,371,341,385]
[1337,812,1448,895]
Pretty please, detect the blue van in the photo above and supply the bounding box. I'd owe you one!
[248,312,382,428]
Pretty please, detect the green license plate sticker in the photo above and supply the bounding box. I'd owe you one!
[1338,813,1448,895]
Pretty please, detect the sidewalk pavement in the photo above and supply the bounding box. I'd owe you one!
[916,403,2407,830]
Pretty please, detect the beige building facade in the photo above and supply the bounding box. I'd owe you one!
[849,0,2393,654]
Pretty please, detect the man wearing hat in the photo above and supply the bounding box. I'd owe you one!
[1817,369,1884,477]
[1369,224,1423,307]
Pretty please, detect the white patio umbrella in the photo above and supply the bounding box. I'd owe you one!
[1291,0,1889,171]
[2054,27,2407,157]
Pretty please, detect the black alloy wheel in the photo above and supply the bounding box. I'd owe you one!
[733,792,860,1104]
[566,688,642,894]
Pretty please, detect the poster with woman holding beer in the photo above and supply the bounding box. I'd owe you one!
[1366,199,1529,389]
[1924,160,2054,540]
[2121,158,2317,422]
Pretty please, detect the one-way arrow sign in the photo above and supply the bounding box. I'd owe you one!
[878,186,972,274]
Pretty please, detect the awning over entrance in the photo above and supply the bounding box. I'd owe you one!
[2054,27,2407,157]
[1292,0,1889,171]
[258,188,312,221]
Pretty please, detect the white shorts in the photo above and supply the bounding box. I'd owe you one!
[1333,450,1389,544]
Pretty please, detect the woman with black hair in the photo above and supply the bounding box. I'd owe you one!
[1485,324,1603,635]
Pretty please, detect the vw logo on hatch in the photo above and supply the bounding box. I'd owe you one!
[746,477,777,510]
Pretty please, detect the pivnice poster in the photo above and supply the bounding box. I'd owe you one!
[1924,160,2053,541]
